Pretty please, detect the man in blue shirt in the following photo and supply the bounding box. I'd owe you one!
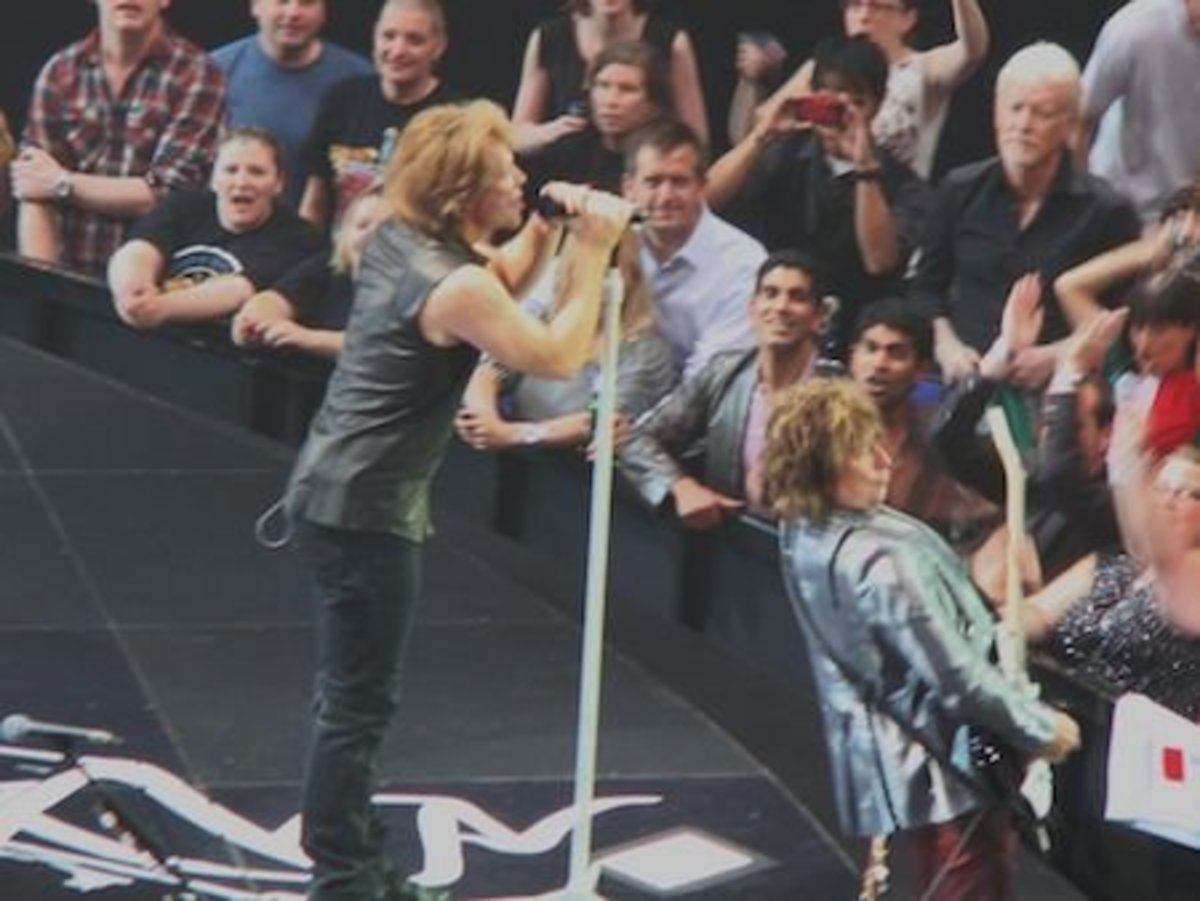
[213,0,372,209]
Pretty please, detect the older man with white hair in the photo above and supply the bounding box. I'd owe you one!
[910,42,1140,386]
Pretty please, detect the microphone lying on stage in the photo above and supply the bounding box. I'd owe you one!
[0,713,124,749]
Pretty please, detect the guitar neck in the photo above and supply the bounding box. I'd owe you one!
[984,406,1029,681]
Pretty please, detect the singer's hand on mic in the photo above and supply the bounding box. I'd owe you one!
[570,190,636,253]
[537,181,592,218]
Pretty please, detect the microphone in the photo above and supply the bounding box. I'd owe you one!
[0,714,124,749]
[533,194,646,225]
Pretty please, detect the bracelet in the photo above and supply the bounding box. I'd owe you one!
[850,168,883,183]
[520,422,547,446]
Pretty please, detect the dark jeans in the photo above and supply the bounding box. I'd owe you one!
[296,519,422,901]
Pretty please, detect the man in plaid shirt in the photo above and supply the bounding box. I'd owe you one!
[13,0,225,276]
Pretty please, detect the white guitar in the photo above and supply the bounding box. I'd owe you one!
[984,406,1055,829]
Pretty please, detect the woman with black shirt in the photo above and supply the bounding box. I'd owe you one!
[512,0,706,152]
[108,128,322,331]
[233,191,387,359]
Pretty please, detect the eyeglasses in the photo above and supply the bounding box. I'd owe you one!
[1156,481,1200,503]
[841,0,908,12]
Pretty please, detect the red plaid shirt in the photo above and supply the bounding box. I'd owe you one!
[22,29,225,275]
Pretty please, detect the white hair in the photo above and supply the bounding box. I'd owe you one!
[996,42,1081,109]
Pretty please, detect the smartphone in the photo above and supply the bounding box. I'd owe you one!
[789,94,847,127]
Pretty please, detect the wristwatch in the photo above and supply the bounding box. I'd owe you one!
[1052,366,1086,392]
[520,423,547,446]
[54,170,74,202]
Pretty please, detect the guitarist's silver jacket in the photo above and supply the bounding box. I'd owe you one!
[779,505,1058,836]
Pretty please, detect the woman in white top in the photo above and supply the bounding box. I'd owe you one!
[730,0,989,179]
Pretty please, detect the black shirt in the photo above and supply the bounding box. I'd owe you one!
[910,153,1142,352]
[130,189,324,291]
[729,130,929,357]
[536,13,679,118]
[519,126,625,198]
[272,251,354,331]
[302,76,459,223]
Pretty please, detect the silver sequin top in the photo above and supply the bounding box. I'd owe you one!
[1049,553,1200,720]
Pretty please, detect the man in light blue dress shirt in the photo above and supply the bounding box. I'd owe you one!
[625,120,766,381]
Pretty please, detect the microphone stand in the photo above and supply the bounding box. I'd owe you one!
[55,738,198,899]
[564,267,623,899]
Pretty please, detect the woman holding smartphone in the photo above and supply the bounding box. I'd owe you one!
[731,0,990,179]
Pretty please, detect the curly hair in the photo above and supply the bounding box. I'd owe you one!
[764,378,882,523]
[382,100,514,243]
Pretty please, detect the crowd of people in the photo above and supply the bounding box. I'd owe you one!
[4,0,1200,898]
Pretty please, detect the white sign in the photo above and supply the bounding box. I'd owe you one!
[1107,693,1200,848]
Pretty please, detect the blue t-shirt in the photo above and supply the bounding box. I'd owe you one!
[211,36,372,209]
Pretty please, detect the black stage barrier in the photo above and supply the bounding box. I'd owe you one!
[0,251,1192,898]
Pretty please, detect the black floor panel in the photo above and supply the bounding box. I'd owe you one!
[0,477,99,630]
[39,472,311,629]
[0,340,286,474]
[0,630,181,771]
[119,618,753,788]
[120,625,313,786]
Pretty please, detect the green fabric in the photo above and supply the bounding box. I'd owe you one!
[993,385,1036,455]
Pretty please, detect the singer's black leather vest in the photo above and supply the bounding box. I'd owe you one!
[286,218,480,541]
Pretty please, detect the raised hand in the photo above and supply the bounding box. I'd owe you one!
[1065,306,1129,376]
[1000,273,1044,356]
[736,34,786,82]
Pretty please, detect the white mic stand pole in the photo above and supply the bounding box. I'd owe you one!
[564,267,624,899]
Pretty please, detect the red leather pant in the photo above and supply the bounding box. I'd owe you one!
[905,807,1018,901]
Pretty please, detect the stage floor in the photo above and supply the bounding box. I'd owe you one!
[0,338,1078,898]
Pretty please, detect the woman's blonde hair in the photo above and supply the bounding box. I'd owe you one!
[547,230,653,345]
[765,378,882,523]
[382,100,514,243]
[331,189,385,274]
[612,231,654,339]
